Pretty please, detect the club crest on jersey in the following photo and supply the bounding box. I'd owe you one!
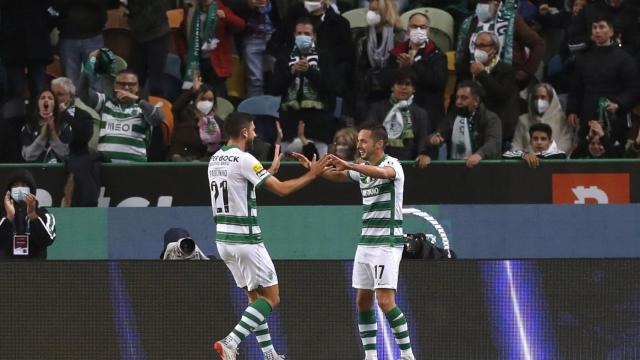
[360,174,374,184]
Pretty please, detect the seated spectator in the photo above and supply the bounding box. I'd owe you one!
[468,31,519,143]
[566,14,639,153]
[389,11,447,128]
[51,77,101,152]
[78,50,164,162]
[625,109,640,158]
[511,83,572,154]
[241,0,280,97]
[426,80,502,168]
[366,68,432,166]
[266,0,352,99]
[503,123,566,168]
[271,18,336,155]
[571,120,616,158]
[20,90,72,163]
[169,75,224,161]
[279,120,319,161]
[0,169,56,259]
[328,127,359,161]
[456,0,545,89]
[183,0,245,99]
[352,0,404,120]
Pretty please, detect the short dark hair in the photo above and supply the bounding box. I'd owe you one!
[529,122,553,139]
[358,120,388,147]
[116,69,139,80]
[592,14,614,28]
[393,68,417,87]
[294,17,316,33]
[224,112,254,138]
[457,80,485,102]
[197,84,217,107]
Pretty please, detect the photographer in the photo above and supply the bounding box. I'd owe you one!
[0,170,56,259]
[160,228,208,260]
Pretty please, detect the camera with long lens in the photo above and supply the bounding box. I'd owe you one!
[177,238,196,257]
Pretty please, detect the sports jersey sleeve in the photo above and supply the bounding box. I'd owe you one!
[240,153,272,188]
[381,157,404,181]
[347,169,360,182]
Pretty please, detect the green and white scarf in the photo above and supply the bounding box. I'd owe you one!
[184,2,218,87]
[597,97,613,137]
[281,46,323,111]
[384,95,414,148]
[456,0,516,65]
[450,113,476,160]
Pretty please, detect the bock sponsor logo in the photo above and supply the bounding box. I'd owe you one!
[552,173,630,204]
[210,155,239,162]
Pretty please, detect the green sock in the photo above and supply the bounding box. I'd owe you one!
[385,306,412,351]
[225,298,272,348]
[254,319,275,355]
[359,310,377,357]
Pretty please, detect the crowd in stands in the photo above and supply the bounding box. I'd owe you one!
[1,0,640,172]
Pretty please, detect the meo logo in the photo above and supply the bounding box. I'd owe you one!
[552,173,630,204]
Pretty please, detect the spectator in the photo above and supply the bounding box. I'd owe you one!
[503,122,566,168]
[366,68,433,166]
[52,0,120,87]
[0,169,56,259]
[0,2,54,99]
[625,109,640,157]
[241,0,281,97]
[468,31,519,143]
[571,120,616,158]
[266,0,352,99]
[124,0,171,97]
[183,0,245,99]
[272,18,336,155]
[456,0,545,88]
[328,127,359,161]
[278,120,320,160]
[426,80,502,168]
[168,75,224,161]
[569,0,640,58]
[160,227,209,260]
[20,90,72,163]
[566,14,639,152]
[78,50,164,162]
[511,83,572,154]
[352,0,404,120]
[389,11,448,128]
[50,77,101,152]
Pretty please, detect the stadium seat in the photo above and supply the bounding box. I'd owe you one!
[342,8,368,29]
[444,51,456,110]
[237,95,281,118]
[148,96,175,146]
[215,97,235,120]
[400,7,454,52]
[104,8,132,62]
[166,9,184,29]
[226,54,246,99]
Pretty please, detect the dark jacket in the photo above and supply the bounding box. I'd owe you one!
[20,113,73,164]
[266,3,352,96]
[435,103,502,159]
[125,0,170,42]
[0,1,54,66]
[0,98,27,163]
[473,60,519,140]
[272,46,336,143]
[365,99,433,160]
[390,40,448,128]
[0,170,56,259]
[571,135,616,159]
[52,0,120,39]
[567,44,639,131]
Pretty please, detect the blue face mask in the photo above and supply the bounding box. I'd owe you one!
[10,187,30,202]
[295,35,314,53]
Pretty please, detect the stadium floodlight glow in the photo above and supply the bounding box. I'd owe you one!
[506,260,532,360]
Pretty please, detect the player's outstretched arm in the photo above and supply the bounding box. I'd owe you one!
[262,155,331,197]
[292,152,350,183]
[268,144,284,175]
[328,154,396,180]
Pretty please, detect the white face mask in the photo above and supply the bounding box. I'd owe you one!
[304,1,322,13]
[366,10,381,26]
[536,99,550,114]
[196,100,214,115]
[10,187,30,202]
[476,3,493,22]
[473,49,490,64]
[409,28,428,45]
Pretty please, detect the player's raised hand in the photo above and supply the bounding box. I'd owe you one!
[327,154,349,171]
[308,155,331,177]
[268,144,283,175]
[291,152,311,170]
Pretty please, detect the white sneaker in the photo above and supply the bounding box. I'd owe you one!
[214,340,238,360]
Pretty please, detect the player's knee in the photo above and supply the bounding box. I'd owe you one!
[375,294,396,312]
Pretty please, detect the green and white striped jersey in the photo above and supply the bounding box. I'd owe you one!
[95,93,151,163]
[348,155,404,247]
[208,146,271,244]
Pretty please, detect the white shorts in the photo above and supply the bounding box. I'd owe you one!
[352,245,404,290]
[216,242,278,291]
